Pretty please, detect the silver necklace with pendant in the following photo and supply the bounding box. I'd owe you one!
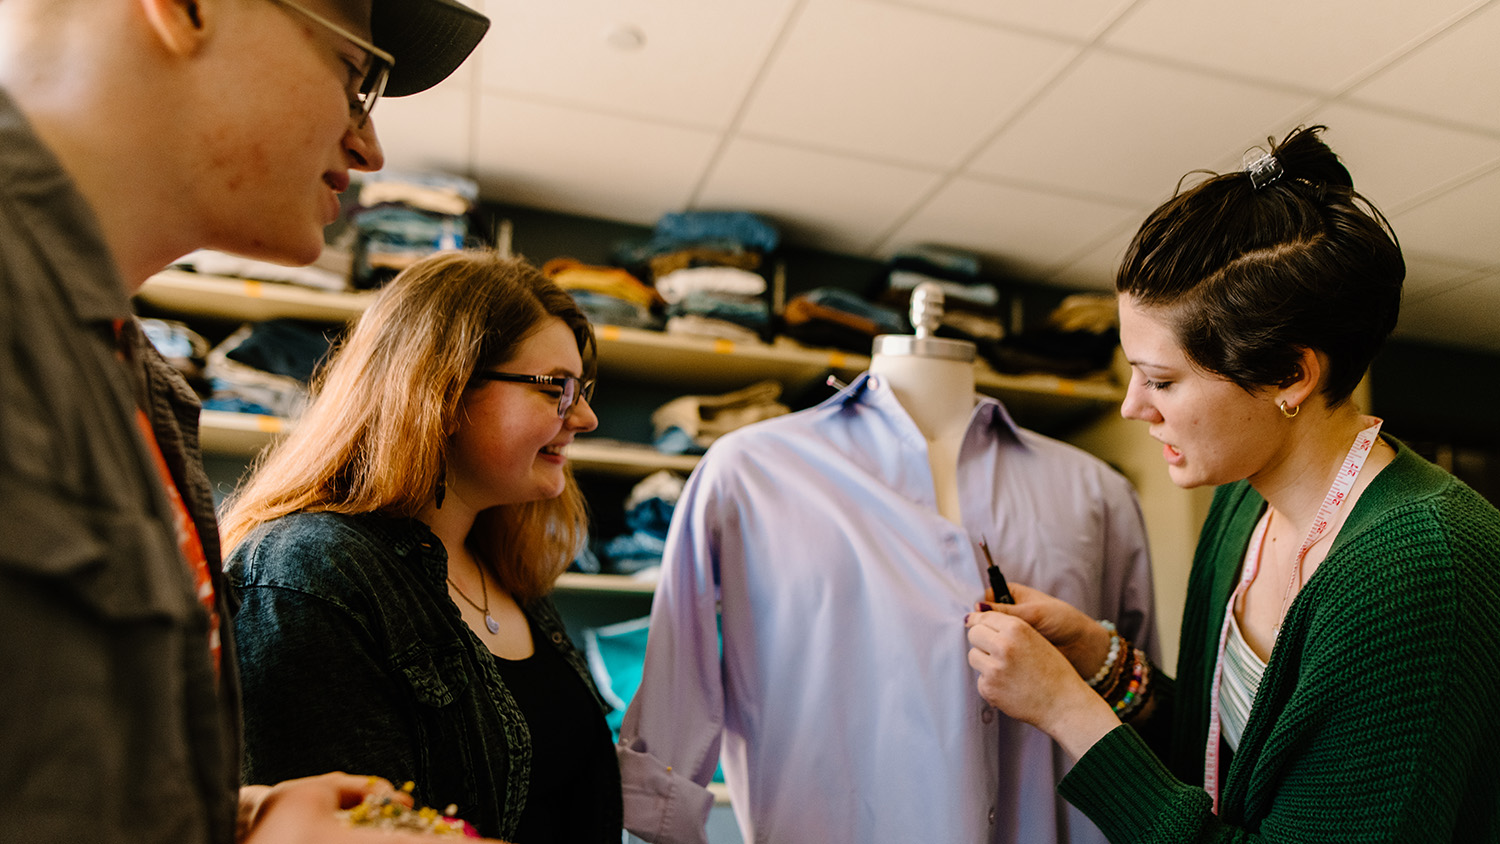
[448,563,500,634]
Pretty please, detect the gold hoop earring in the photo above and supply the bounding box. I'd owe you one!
[1278,400,1300,419]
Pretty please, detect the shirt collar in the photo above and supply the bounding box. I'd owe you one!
[825,370,1030,451]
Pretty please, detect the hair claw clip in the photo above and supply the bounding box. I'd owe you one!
[1242,148,1284,190]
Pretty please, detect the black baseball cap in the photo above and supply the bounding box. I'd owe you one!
[372,0,490,97]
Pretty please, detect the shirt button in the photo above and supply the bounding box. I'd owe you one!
[988,807,996,825]
[981,707,995,724]
[550,632,564,644]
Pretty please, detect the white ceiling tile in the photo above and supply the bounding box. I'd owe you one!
[1104,0,1486,92]
[738,0,1077,168]
[476,0,798,129]
[1393,271,1500,352]
[1347,2,1500,133]
[694,139,943,255]
[1299,107,1500,211]
[969,52,1315,203]
[884,178,1142,278]
[472,94,720,225]
[1390,165,1500,266]
[372,82,474,178]
[887,0,1136,40]
[1046,227,1138,292]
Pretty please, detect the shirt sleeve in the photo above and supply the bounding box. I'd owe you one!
[615,464,725,844]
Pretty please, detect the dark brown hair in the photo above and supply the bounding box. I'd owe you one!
[1116,125,1404,405]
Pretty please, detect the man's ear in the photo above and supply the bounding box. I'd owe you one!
[138,0,211,56]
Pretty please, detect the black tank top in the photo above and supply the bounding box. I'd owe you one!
[491,617,622,844]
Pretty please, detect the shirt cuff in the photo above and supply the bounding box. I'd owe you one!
[618,741,715,844]
[1058,724,1213,842]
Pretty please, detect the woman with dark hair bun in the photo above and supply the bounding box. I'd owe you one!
[965,126,1500,842]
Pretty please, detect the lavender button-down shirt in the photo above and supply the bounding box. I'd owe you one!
[619,373,1157,844]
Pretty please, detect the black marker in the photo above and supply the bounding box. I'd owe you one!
[978,537,1014,605]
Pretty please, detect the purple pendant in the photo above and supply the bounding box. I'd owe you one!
[485,614,500,634]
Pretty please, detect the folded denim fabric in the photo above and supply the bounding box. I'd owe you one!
[622,470,686,538]
[567,289,662,331]
[886,270,1000,307]
[651,210,780,254]
[888,244,982,281]
[793,287,909,335]
[666,291,770,332]
[652,426,705,456]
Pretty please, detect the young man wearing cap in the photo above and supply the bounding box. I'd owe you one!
[0,0,489,841]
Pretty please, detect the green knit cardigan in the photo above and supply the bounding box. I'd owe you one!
[1059,437,1500,842]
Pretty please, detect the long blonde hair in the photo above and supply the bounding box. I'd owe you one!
[220,250,597,602]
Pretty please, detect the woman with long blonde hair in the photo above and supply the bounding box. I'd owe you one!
[223,250,622,843]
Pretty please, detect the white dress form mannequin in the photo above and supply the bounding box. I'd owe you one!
[868,283,976,525]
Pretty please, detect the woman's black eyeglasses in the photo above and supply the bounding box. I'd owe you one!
[469,372,595,418]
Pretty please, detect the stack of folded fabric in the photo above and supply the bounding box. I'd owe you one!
[201,319,340,418]
[597,470,687,576]
[875,244,1006,349]
[542,258,664,330]
[349,170,478,289]
[172,248,353,293]
[614,210,779,341]
[649,380,791,456]
[781,287,909,354]
[983,293,1120,379]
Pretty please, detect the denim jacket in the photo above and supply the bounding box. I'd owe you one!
[226,511,618,841]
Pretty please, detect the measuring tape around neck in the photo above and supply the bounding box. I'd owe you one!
[1202,418,1383,813]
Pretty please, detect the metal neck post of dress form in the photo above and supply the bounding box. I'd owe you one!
[872,281,976,362]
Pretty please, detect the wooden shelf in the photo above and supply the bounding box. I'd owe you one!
[142,271,1122,432]
[136,269,374,322]
[554,572,658,595]
[198,410,290,457]
[197,411,699,479]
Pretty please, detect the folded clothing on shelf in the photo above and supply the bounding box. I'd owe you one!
[172,248,351,292]
[201,319,339,418]
[981,294,1120,379]
[651,380,790,454]
[543,257,664,330]
[349,170,478,289]
[595,469,686,575]
[782,286,909,354]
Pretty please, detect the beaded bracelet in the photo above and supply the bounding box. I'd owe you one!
[1095,634,1133,700]
[1087,620,1121,688]
[1111,649,1153,721]
[1109,651,1146,716]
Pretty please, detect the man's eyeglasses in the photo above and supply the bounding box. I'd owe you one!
[470,372,596,418]
[269,0,394,128]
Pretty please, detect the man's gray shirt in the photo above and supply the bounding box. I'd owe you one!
[0,86,240,844]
